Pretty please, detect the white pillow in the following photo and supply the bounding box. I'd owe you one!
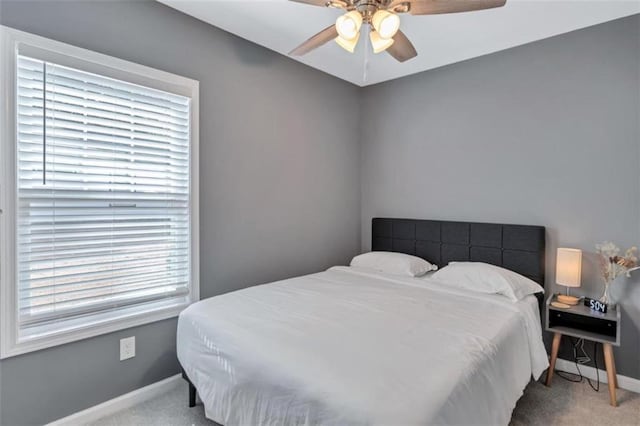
[350,251,437,277]
[430,262,543,302]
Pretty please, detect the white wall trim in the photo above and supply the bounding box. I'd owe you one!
[556,359,640,394]
[46,374,182,426]
[43,361,639,426]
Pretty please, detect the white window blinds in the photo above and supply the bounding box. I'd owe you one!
[16,55,192,334]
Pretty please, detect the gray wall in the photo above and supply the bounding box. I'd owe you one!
[0,1,639,424]
[361,15,640,380]
[0,1,361,424]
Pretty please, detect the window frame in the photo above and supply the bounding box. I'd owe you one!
[0,26,200,358]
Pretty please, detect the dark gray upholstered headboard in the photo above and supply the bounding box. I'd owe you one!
[372,218,546,286]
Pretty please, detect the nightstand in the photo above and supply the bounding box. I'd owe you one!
[545,295,621,406]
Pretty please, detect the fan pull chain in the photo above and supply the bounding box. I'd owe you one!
[363,26,370,84]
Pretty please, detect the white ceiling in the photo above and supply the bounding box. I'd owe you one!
[158,0,640,86]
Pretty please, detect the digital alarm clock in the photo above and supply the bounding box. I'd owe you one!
[584,297,607,313]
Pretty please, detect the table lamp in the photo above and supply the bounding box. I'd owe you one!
[555,247,582,306]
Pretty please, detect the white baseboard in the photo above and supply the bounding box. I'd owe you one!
[556,359,640,393]
[42,361,640,425]
[47,374,182,426]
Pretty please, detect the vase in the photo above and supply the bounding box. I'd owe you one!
[599,281,612,305]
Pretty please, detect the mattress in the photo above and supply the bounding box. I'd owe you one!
[177,266,548,425]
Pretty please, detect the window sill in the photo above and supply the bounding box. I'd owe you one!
[1,298,192,359]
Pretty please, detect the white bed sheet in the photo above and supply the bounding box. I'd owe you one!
[177,266,548,426]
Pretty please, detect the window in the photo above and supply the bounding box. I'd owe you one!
[0,27,199,357]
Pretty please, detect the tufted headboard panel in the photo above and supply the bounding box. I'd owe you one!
[372,218,546,286]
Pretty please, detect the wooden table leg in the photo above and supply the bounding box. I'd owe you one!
[611,350,618,389]
[546,332,562,386]
[603,343,618,407]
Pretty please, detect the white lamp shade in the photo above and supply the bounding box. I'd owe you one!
[371,10,400,39]
[336,11,362,41]
[369,30,394,53]
[556,248,582,288]
[335,33,360,53]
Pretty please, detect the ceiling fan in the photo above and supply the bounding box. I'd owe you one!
[289,0,506,62]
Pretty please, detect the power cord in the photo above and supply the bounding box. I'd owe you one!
[556,337,600,391]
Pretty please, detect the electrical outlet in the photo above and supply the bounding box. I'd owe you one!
[120,336,135,361]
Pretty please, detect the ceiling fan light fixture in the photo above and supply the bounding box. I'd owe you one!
[369,30,394,53]
[288,0,509,62]
[371,10,400,39]
[335,32,360,53]
[335,11,362,41]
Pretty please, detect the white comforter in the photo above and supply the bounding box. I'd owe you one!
[177,266,548,426]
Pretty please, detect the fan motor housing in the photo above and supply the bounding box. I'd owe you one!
[351,0,410,19]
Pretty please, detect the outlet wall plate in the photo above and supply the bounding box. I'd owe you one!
[120,336,136,361]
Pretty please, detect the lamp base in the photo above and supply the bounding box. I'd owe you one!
[557,294,580,305]
[551,301,571,309]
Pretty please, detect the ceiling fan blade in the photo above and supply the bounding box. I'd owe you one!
[386,30,417,62]
[288,0,329,7]
[409,0,506,15]
[289,25,339,56]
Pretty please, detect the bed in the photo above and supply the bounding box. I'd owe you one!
[177,218,549,425]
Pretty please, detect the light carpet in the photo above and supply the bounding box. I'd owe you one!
[87,378,640,426]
